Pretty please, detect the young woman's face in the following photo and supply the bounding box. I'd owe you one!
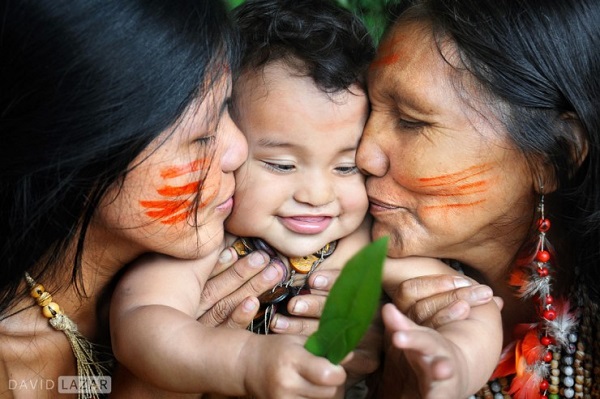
[227,63,369,257]
[357,21,535,269]
[95,76,248,260]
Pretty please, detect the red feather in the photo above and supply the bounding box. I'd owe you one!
[491,341,516,379]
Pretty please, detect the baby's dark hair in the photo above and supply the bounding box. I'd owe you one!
[233,0,375,93]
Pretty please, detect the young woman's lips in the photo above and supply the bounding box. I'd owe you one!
[279,216,333,234]
[215,196,234,212]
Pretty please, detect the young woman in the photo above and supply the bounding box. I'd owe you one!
[0,1,280,397]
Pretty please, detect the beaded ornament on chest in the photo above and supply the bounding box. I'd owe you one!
[232,237,337,335]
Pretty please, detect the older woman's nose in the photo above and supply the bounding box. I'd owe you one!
[357,125,389,177]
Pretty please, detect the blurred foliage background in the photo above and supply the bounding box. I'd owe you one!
[226,0,398,43]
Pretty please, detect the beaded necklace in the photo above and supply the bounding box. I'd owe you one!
[231,237,337,334]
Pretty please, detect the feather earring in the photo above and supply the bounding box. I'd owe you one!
[501,192,579,399]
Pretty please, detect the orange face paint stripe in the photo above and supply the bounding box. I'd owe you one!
[423,199,486,210]
[157,182,200,197]
[160,158,210,179]
[140,200,192,216]
[161,212,190,225]
[370,54,401,68]
[417,164,492,187]
[369,36,406,69]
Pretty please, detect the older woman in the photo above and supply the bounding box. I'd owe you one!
[353,0,600,398]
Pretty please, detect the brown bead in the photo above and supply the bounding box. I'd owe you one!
[36,291,52,307]
[42,302,61,318]
[257,286,289,305]
[232,239,250,256]
[289,254,318,273]
[29,284,45,298]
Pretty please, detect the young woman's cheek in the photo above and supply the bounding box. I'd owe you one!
[139,158,213,225]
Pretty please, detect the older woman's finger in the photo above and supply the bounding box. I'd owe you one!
[306,269,342,294]
[396,283,495,326]
[387,274,474,313]
[269,313,320,335]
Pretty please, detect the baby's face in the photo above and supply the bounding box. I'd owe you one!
[227,62,369,257]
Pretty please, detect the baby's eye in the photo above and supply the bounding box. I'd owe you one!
[335,165,359,175]
[263,161,295,173]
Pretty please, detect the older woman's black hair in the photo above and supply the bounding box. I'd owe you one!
[388,0,600,299]
[0,0,239,316]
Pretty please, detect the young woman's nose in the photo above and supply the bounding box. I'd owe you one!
[220,112,248,173]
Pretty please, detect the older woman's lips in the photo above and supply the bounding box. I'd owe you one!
[368,199,398,213]
[279,216,332,234]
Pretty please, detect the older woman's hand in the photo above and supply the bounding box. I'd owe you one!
[388,274,502,329]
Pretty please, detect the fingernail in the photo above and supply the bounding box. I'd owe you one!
[448,302,469,319]
[313,275,328,289]
[218,248,233,264]
[243,298,257,312]
[273,316,289,330]
[292,300,308,314]
[473,285,493,301]
[270,258,288,283]
[262,264,279,281]
[249,251,267,267]
[453,277,472,288]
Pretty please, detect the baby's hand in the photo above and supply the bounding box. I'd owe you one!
[381,303,467,399]
[242,334,346,399]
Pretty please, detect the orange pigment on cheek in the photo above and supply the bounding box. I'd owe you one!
[160,158,210,179]
[140,159,211,225]
[415,164,493,211]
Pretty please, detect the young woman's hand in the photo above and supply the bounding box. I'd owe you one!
[197,247,284,328]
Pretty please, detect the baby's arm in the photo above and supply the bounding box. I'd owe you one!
[381,257,502,398]
[110,253,345,397]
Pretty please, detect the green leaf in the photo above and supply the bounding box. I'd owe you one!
[305,236,388,364]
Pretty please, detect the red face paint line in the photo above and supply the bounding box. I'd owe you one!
[417,164,493,211]
[140,159,213,225]
[369,37,405,69]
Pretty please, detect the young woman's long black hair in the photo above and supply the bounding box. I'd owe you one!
[0,0,240,316]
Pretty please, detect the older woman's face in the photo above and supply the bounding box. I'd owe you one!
[357,21,534,267]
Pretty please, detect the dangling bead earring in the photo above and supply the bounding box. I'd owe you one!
[501,189,579,399]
